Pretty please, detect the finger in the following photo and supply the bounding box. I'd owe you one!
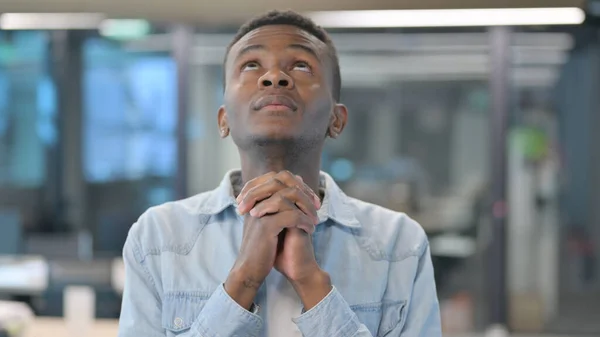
[259,209,315,235]
[277,210,315,235]
[238,171,289,204]
[287,227,312,241]
[238,178,287,214]
[237,171,321,210]
[236,171,277,203]
[292,211,316,235]
[295,175,321,210]
[250,187,319,225]
[274,171,320,209]
[284,186,319,224]
[248,193,295,217]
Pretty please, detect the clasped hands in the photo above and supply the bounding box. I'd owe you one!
[224,171,332,311]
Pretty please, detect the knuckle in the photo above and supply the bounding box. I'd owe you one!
[251,203,263,213]
[270,177,285,187]
[279,170,293,178]
[288,186,302,197]
[255,217,269,228]
[258,172,275,182]
[256,217,266,226]
[277,170,295,183]
[257,198,271,209]
[246,176,260,185]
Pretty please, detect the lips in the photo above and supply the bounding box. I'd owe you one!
[253,94,298,111]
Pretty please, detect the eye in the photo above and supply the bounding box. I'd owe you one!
[292,61,312,73]
[241,61,260,71]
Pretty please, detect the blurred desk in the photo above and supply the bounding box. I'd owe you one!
[0,255,125,295]
[0,256,48,295]
[26,317,118,337]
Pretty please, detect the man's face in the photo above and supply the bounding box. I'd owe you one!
[219,25,340,146]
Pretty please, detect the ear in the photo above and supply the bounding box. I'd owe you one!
[217,105,230,138]
[328,103,348,139]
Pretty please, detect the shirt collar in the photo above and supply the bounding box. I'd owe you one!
[196,169,361,229]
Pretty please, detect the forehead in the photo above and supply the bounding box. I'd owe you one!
[228,25,328,61]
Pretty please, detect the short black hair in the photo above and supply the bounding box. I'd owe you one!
[224,10,341,102]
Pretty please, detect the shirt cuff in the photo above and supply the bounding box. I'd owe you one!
[191,283,263,337]
[292,286,361,337]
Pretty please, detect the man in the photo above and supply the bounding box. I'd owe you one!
[118,10,441,337]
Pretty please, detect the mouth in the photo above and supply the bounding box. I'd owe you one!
[253,94,298,112]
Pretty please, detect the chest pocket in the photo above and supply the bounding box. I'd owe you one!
[351,300,407,337]
[161,293,209,335]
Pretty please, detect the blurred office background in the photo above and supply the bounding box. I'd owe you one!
[0,0,599,336]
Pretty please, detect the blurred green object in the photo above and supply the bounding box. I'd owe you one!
[509,127,549,161]
[0,44,16,64]
[468,89,489,112]
[99,19,150,41]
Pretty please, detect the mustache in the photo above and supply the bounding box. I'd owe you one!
[252,94,298,111]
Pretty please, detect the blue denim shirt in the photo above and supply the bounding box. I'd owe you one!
[118,170,441,337]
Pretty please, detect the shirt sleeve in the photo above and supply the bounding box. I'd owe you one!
[292,286,373,337]
[190,284,263,336]
[117,223,264,337]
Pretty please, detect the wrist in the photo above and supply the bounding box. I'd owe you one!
[291,269,332,311]
[224,268,262,310]
[290,268,329,288]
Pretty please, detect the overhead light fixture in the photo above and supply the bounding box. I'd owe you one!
[307,8,585,28]
[0,13,105,30]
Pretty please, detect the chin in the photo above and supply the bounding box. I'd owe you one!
[249,133,298,145]
[232,124,322,151]
[250,123,301,140]
[232,131,300,151]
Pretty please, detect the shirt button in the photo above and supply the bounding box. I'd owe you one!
[174,317,184,328]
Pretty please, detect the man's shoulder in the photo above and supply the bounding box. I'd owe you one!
[345,196,429,261]
[125,190,219,256]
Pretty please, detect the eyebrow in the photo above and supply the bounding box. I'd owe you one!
[287,44,319,59]
[234,43,320,62]
[235,44,266,61]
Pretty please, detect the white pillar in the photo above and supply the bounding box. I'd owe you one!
[187,65,239,195]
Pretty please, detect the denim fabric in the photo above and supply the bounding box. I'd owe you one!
[118,170,441,337]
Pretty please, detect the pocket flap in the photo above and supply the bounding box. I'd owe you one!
[350,300,406,337]
[161,292,209,333]
[378,300,406,336]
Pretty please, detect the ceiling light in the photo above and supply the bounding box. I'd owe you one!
[307,8,585,28]
[0,13,105,30]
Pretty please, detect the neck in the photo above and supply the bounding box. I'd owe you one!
[238,140,322,193]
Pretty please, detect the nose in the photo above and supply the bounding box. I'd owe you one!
[258,69,294,90]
